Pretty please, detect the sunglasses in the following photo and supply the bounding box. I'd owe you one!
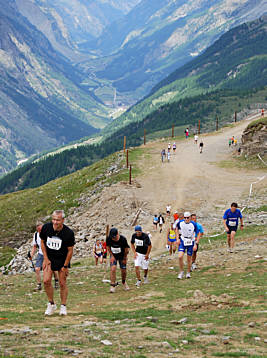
[184,217,190,219]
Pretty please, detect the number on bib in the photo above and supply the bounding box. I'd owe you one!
[183,238,193,246]
[111,247,121,254]
[47,236,62,250]
[135,239,144,246]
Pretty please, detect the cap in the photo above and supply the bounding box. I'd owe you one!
[109,228,118,238]
[184,211,191,217]
[135,225,142,232]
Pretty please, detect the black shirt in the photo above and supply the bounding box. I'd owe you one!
[131,232,151,255]
[40,223,75,265]
[106,235,129,260]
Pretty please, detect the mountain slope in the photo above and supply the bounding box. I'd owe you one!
[84,0,267,98]
[0,0,110,174]
[15,0,141,61]
[105,15,267,134]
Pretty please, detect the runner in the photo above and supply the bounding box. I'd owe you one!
[231,136,234,145]
[29,221,59,291]
[167,151,171,162]
[228,138,232,147]
[101,238,107,264]
[199,139,204,153]
[153,215,159,230]
[161,149,165,163]
[40,210,75,316]
[185,128,189,139]
[166,222,178,255]
[190,214,204,270]
[158,214,165,233]
[194,134,198,144]
[176,212,198,279]
[223,203,244,253]
[92,239,103,265]
[106,228,130,293]
[173,142,176,153]
[166,205,171,217]
[131,225,152,287]
[168,143,171,152]
[173,211,179,222]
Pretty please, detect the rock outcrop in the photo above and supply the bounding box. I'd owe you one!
[241,117,267,156]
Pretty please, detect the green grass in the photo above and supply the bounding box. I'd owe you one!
[217,154,267,170]
[0,246,16,267]
[246,116,267,129]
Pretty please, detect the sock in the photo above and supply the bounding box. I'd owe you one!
[122,280,126,284]
[61,304,66,306]
[49,301,54,305]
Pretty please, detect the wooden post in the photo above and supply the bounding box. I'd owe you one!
[123,136,126,152]
[129,165,132,185]
[172,125,174,138]
[126,149,129,168]
[105,224,109,239]
[216,116,218,131]
[234,111,237,123]
[144,129,146,145]
[198,120,200,135]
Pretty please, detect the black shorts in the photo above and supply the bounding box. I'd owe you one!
[50,259,70,271]
[226,226,237,235]
[103,252,107,259]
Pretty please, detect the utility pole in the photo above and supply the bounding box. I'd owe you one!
[129,165,132,185]
[126,149,129,168]
[234,111,237,123]
[144,129,146,145]
[123,136,126,152]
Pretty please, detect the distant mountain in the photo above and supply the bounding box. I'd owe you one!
[84,0,267,99]
[15,0,141,60]
[105,15,267,134]
[0,0,111,174]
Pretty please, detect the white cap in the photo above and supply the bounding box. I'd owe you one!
[184,211,191,217]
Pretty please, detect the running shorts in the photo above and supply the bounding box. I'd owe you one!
[226,225,237,234]
[178,240,195,256]
[36,253,44,268]
[134,252,149,270]
[110,258,126,269]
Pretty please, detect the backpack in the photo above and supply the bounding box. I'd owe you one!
[34,232,39,248]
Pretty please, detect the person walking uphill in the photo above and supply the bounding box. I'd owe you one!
[131,225,152,287]
[106,228,130,293]
[223,203,244,253]
[40,210,75,316]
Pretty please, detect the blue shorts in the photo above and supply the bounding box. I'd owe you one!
[226,226,237,234]
[110,258,126,269]
[168,238,176,243]
[178,240,195,256]
[36,253,44,268]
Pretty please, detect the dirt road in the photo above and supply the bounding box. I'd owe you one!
[134,118,266,251]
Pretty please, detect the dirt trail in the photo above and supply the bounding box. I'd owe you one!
[133,118,266,251]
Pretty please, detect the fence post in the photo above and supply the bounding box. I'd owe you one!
[234,111,237,123]
[129,165,132,185]
[106,224,109,239]
[126,149,129,168]
[123,136,126,152]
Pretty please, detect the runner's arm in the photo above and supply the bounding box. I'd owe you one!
[41,240,51,269]
[30,245,37,259]
[223,219,228,231]
[240,217,244,230]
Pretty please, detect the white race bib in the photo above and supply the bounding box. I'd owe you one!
[111,247,121,254]
[47,236,62,250]
[228,221,236,226]
[183,238,193,246]
[135,239,143,246]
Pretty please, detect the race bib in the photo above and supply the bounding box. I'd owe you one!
[228,221,237,226]
[111,247,121,254]
[47,236,62,250]
[135,239,143,246]
[183,238,193,246]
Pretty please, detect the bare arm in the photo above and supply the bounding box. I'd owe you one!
[131,243,137,259]
[30,245,37,259]
[223,219,228,231]
[41,240,51,270]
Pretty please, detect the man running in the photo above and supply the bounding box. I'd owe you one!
[166,222,178,255]
[199,139,204,153]
[176,212,198,279]
[131,225,152,287]
[223,203,244,253]
[190,214,204,270]
[194,134,198,144]
[29,221,59,291]
[106,228,130,293]
[41,210,75,316]
[173,143,176,153]
[101,238,107,264]
[166,205,171,217]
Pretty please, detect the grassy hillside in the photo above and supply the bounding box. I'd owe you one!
[0,148,144,248]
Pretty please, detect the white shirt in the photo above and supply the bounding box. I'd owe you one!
[194,135,198,141]
[32,232,43,255]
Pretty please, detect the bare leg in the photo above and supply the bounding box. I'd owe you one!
[58,269,68,305]
[144,269,148,277]
[178,252,184,271]
[53,271,59,280]
[121,268,127,284]
[227,234,231,248]
[192,251,196,264]
[230,231,236,249]
[35,267,41,284]
[43,265,53,302]
[110,265,116,285]
[135,266,141,280]
[187,255,192,273]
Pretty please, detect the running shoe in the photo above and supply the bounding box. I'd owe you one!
[186,272,191,279]
[54,280,59,290]
[177,271,184,280]
[35,283,42,291]
[191,263,197,270]
[59,305,67,316]
[44,303,57,316]
[136,280,141,288]
[110,285,116,293]
[144,277,149,284]
[123,282,130,291]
